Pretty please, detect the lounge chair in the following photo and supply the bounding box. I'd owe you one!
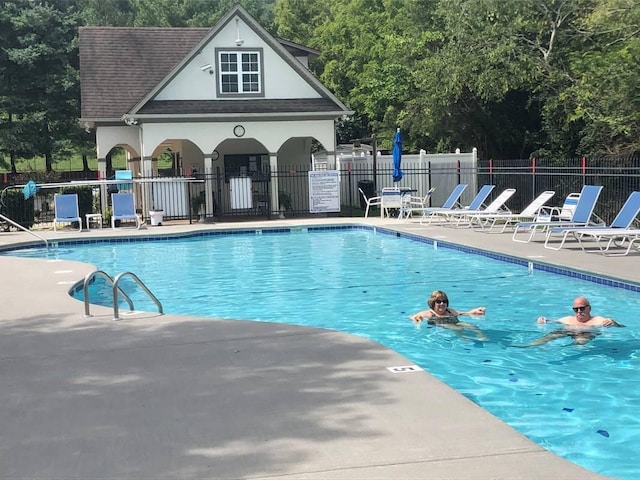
[469,190,556,233]
[53,193,82,232]
[421,184,496,225]
[544,191,640,250]
[574,227,640,256]
[111,192,141,230]
[512,185,604,243]
[358,187,382,218]
[443,188,516,227]
[417,183,468,224]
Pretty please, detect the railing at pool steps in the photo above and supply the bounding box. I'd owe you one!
[83,270,163,321]
[0,212,49,249]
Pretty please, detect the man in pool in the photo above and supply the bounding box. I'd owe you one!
[411,290,488,341]
[525,296,623,346]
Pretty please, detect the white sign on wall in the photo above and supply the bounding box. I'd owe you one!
[308,170,340,213]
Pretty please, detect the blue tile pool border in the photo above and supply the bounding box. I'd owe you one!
[2,223,639,293]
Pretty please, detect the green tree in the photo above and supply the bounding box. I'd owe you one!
[0,0,82,172]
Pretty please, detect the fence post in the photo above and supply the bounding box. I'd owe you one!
[531,157,536,201]
[347,164,352,217]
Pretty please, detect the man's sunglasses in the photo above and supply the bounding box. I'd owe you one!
[573,305,590,312]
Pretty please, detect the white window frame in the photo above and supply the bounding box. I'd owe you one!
[215,48,264,97]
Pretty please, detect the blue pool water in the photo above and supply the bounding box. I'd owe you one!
[4,227,640,479]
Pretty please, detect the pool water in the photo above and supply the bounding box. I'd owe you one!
[6,228,640,479]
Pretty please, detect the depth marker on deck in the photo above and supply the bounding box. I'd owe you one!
[387,365,423,373]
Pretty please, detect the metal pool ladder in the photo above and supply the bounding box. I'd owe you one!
[83,270,163,321]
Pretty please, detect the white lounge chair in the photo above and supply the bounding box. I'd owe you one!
[470,190,556,233]
[421,184,494,225]
[53,193,82,232]
[544,191,640,250]
[512,185,604,243]
[443,188,516,227]
[574,227,640,256]
[111,192,141,230]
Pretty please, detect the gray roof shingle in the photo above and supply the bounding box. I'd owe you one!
[80,27,209,119]
[79,25,349,121]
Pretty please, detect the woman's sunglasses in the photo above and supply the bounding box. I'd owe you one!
[434,299,448,305]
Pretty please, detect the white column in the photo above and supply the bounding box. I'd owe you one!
[269,153,279,216]
[98,157,108,214]
[204,155,214,218]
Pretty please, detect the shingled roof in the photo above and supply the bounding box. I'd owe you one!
[79,27,210,119]
[79,9,349,123]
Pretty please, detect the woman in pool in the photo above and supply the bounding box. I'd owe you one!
[411,290,488,341]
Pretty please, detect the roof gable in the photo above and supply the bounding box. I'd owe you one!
[80,5,350,122]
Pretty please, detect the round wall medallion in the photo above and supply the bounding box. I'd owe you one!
[211,150,220,161]
[233,125,245,137]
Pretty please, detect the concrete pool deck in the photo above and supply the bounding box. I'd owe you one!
[1,216,636,479]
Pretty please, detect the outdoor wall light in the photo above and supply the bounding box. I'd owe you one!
[235,18,244,46]
[200,64,213,74]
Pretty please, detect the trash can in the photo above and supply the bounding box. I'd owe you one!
[358,180,375,209]
[149,210,164,226]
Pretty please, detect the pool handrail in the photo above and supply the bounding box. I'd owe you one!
[112,271,163,321]
[83,270,134,317]
[0,212,49,249]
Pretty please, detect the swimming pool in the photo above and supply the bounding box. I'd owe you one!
[4,226,639,479]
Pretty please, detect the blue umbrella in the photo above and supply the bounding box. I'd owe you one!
[392,128,403,182]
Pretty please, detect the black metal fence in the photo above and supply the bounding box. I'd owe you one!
[2,156,640,229]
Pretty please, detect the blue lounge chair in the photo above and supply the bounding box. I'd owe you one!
[512,185,604,243]
[544,191,640,250]
[111,192,141,230]
[418,183,468,224]
[53,193,82,232]
[420,184,495,225]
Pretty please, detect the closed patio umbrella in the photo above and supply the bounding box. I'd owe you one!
[392,128,403,183]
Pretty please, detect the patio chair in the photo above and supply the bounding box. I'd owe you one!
[115,169,133,192]
[544,191,640,250]
[111,192,141,230]
[400,187,436,221]
[358,187,382,218]
[53,193,82,232]
[470,190,556,233]
[421,184,494,225]
[380,187,402,218]
[443,188,516,227]
[512,185,604,243]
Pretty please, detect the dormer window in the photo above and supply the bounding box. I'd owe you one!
[216,48,264,97]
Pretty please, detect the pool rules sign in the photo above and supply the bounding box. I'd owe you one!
[308,170,340,213]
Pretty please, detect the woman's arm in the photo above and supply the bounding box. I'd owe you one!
[411,309,432,323]
[458,307,486,316]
